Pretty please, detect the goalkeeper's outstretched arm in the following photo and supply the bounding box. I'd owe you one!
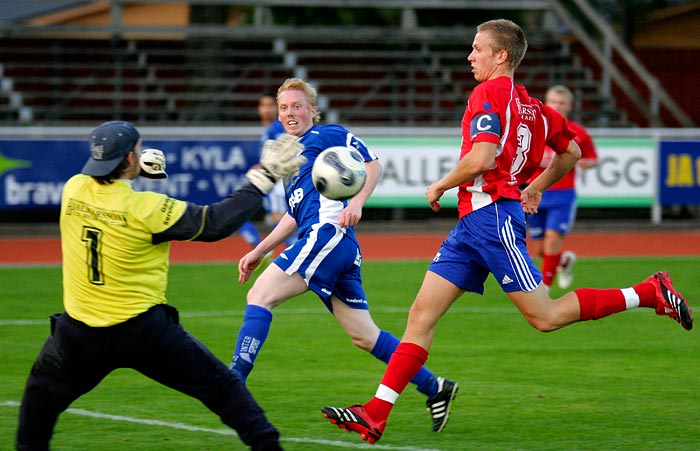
[152,134,305,244]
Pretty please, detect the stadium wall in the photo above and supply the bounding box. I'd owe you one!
[1,126,699,224]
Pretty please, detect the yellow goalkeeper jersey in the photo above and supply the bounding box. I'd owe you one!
[60,174,187,327]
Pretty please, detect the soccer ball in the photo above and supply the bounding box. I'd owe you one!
[312,146,367,200]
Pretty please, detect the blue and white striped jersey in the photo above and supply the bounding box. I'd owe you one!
[285,124,378,238]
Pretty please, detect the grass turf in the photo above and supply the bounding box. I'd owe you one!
[1,258,698,450]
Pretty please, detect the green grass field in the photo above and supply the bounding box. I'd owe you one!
[1,258,699,451]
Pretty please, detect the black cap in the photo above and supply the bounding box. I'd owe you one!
[81,121,140,176]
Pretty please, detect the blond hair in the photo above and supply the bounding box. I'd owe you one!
[277,78,322,124]
[545,84,574,104]
[477,19,528,70]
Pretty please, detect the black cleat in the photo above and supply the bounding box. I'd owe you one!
[426,377,458,432]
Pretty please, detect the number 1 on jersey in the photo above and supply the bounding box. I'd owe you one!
[82,226,105,285]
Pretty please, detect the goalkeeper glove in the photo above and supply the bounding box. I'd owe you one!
[246,134,306,193]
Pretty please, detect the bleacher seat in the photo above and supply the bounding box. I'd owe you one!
[0,37,628,127]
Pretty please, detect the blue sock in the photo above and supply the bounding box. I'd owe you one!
[230,305,272,382]
[238,221,261,247]
[370,330,439,398]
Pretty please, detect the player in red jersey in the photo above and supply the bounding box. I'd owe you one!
[527,85,599,290]
[321,19,693,444]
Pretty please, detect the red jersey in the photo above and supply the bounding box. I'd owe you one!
[527,119,597,190]
[457,76,574,218]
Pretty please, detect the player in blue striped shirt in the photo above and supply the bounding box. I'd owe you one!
[229,78,458,433]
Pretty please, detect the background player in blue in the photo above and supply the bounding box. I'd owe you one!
[258,93,296,250]
[235,94,289,256]
[229,78,458,433]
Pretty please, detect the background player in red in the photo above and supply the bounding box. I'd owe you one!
[321,19,693,444]
[527,84,599,290]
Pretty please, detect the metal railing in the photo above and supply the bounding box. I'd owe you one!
[549,0,694,127]
[0,0,693,127]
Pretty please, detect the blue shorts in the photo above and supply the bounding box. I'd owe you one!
[527,189,577,239]
[275,222,367,313]
[428,199,541,294]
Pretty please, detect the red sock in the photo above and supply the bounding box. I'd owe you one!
[364,342,428,421]
[541,253,561,287]
[633,281,657,308]
[576,288,627,320]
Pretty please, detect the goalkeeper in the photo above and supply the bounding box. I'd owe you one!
[16,120,305,451]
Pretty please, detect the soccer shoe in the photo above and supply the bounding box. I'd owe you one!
[321,405,385,444]
[557,251,576,289]
[647,271,693,330]
[426,377,459,432]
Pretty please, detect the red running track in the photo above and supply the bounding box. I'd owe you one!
[1,231,699,265]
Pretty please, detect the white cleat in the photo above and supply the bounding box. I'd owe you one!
[557,251,576,289]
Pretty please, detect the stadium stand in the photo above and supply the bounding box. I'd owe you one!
[0,38,292,124]
[0,0,693,127]
[0,36,625,127]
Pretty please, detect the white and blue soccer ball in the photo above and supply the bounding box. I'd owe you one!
[312,146,367,200]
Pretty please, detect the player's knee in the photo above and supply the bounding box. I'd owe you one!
[406,304,438,333]
[245,287,261,305]
[245,286,275,310]
[349,335,375,352]
[524,313,560,332]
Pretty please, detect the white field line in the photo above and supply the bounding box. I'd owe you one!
[0,306,522,326]
[1,401,447,451]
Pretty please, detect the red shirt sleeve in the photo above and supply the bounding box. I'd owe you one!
[569,120,598,160]
[542,104,576,154]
